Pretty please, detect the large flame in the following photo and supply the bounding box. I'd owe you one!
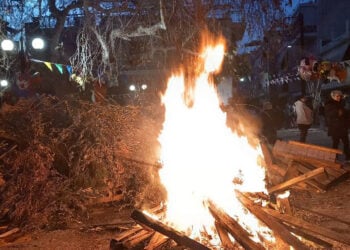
[157,34,272,247]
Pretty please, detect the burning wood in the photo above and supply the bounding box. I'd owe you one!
[131,209,210,250]
[207,201,265,250]
[262,206,350,246]
[112,34,350,250]
[268,167,325,193]
[235,191,309,250]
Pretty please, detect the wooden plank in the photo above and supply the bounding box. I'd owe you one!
[268,163,287,177]
[295,162,349,189]
[0,228,20,239]
[87,194,123,205]
[262,207,350,246]
[293,162,328,191]
[208,201,265,250]
[114,226,143,241]
[268,167,325,193]
[123,230,154,248]
[293,205,350,227]
[214,222,238,250]
[131,209,210,250]
[144,232,170,250]
[235,191,309,250]
[273,140,342,168]
[283,224,333,248]
[260,142,274,166]
[288,140,342,155]
[274,151,342,169]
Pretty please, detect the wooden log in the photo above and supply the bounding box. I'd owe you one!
[269,163,287,177]
[208,201,265,250]
[274,151,342,169]
[261,207,350,246]
[260,142,274,166]
[123,230,154,248]
[131,209,210,250]
[87,194,123,206]
[0,228,20,239]
[276,195,294,215]
[144,232,170,250]
[292,162,328,191]
[268,167,325,193]
[293,205,350,227]
[235,191,309,250]
[114,226,143,242]
[288,140,342,155]
[214,222,238,250]
[283,224,334,248]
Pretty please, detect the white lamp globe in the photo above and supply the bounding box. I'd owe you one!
[129,84,136,91]
[31,37,45,50]
[1,39,15,51]
[0,80,9,87]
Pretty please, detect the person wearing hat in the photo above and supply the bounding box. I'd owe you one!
[294,95,313,142]
[325,90,350,160]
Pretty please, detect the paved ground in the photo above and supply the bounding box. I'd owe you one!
[277,127,332,148]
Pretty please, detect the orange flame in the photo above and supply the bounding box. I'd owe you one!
[157,34,273,247]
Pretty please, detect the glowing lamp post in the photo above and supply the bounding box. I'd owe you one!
[1,39,15,51]
[31,37,45,50]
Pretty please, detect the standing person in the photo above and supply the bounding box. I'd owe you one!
[294,95,313,142]
[324,90,350,160]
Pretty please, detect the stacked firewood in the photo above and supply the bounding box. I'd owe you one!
[109,139,350,249]
[110,190,350,249]
[263,140,349,193]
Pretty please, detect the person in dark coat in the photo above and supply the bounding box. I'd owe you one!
[324,90,350,160]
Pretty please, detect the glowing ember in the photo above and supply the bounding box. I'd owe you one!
[157,34,273,247]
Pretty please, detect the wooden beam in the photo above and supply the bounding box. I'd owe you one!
[236,191,309,250]
[214,222,238,250]
[261,207,350,246]
[131,209,211,250]
[208,201,265,250]
[123,230,154,248]
[293,162,328,191]
[268,167,325,193]
[275,151,342,169]
[288,140,342,155]
[144,232,170,250]
[114,226,143,241]
[293,205,350,227]
[283,224,333,248]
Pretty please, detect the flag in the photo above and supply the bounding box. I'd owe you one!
[55,64,64,74]
[66,65,73,76]
[44,62,53,71]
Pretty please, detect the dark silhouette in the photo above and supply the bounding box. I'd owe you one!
[325,90,350,160]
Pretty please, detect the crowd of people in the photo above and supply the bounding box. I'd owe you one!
[258,89,350,161]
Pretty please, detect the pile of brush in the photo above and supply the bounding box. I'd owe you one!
[0,95,166,230]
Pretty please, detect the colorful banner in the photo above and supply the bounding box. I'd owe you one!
[66,65,73,76]
[55,64,64,74]
[44,62,53,71]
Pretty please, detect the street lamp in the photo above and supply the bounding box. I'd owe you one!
[0,79,9,88]
[31,37,45,50]
[1,39,15,51]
